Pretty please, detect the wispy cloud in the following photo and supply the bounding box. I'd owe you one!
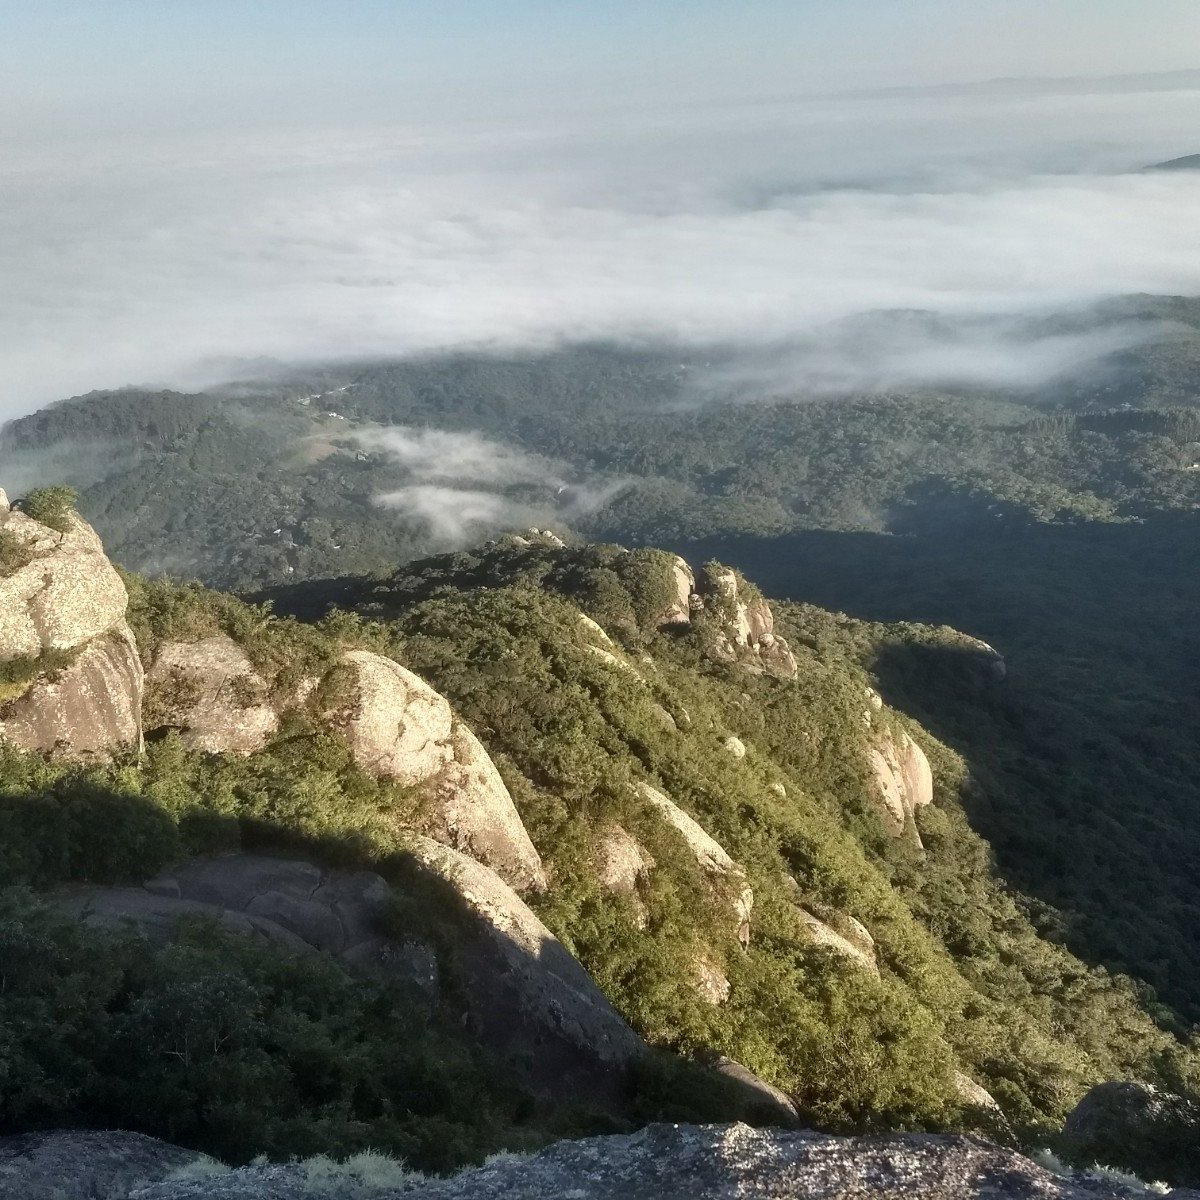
[362,425,625,545]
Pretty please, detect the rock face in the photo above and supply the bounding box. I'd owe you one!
[0,501,142,761]
[657,556,695,626]
[0,621,143,758]
[698,566,799,680]
[648,555,797,679]
[1062,1080,1200,1188]
[56,845,654,1103]
[124,1121,1194,1199]
[710,1058,800,1126]
[796,907,878,973]
[328,650,546,892]
[594,824,654,927]
[0,506,128,660]
[638,782,753,946]
[407,838,646,1099]
[867,729,934,842]
[145,636,279,754]
[57,854,438,1004]
[0,1128,211,1200]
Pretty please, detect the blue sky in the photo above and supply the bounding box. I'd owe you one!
[5,0,1200,131]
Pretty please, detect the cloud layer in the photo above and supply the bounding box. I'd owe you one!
[361,425,622,545]
[4,78,1200,416]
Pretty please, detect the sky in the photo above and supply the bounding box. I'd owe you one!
[2,2,1200,417]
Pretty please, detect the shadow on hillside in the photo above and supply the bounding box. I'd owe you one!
[0,784,771,1157]
[671,512,1200,1023]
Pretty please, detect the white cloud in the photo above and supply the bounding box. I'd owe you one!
[3,80,1200,417]
[363,425,624,546]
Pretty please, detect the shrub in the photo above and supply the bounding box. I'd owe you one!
[0,528,33,576]
[20,485,78,533]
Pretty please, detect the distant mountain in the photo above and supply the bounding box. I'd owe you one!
[1146,153,1200,171]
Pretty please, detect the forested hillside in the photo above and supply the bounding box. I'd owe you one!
[3,500,1199,1184]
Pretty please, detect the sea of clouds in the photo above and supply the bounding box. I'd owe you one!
[3,75,1200,419]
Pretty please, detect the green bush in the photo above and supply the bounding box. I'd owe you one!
[20,485,78,533]
[0,529,33,576]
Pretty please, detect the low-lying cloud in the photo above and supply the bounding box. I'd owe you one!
[362,426,624,545]
[4,77,1200,417]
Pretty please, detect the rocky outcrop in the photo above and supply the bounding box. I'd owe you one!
[57,843,652,1099]
[1062,1081,1200,1189]
[594,824,654,926]
[57,854,439,1007]
[962,635,1007,681]
[123,1121,1197,1199]
[0,506,128,661]
[145,635,278,754]
[657,556,695,626]
[796,907,878,973]
[697,566,799,680]
[867,729,934,843]
[0,1128,212,1200]
[638,782,752,946]
[0,499,142,761]
[710,1058,800,1126]
[327,650,546,892]
[0,621,143,758]
[647,555,797,679]
[407,838,646,1098]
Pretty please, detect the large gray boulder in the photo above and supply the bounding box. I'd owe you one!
[867,728,934,842]
[127,1121,1194,1199]
[1062,1080,1200,1188]
[0,506,128,660]
[325,650,546,892]
[57,855,438,1005]
[0,1129,212,1200]
[0,620,143,758]
[407,837,646,1099]
[145,635,279,754]
[60,847,644,1105]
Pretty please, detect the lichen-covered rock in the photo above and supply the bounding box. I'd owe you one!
[327,650,454,782]
[0,620,143,759]
[639,782,752,945]
[57,855,438,1006]
[723,734,747,758]
[867,729,934,842]
[0,507,128,661]
[427,724,547,893]
[45,1121,1180,1199]
[691,955,732,1005]
[145,635,279,753]
[324,651,546,891]
[697,566,799,680]
[1062,1080,1200,1188]
[710,1058,800,1126]
[0,1128,213,1200]
[406,838,646,1098]
[796,908,879,973]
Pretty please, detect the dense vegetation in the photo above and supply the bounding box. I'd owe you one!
[5,298,1200,592]
[267,541,1200,1141]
